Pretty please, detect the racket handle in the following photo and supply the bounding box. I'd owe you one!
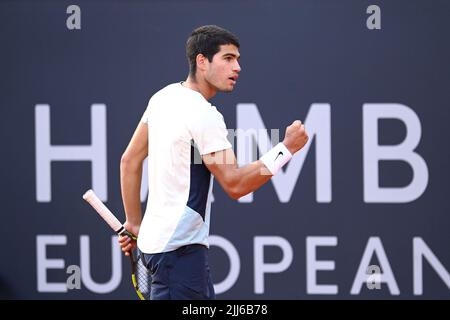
[119,229,137,241]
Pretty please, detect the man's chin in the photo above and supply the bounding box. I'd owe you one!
[213,82,235,93]
[220,85,235,93]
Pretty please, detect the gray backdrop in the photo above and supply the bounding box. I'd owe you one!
[1,0,449,299]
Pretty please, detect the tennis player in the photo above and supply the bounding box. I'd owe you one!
[118,25,308,299]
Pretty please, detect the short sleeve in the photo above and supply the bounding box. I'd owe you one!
[140,98,152,124]
[190,108,232,155]
[140,108,149,124]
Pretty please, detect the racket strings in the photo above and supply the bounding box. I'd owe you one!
[134,254,152,300]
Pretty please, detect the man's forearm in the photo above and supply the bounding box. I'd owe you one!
[120,160,143,225]
[228,160,273,199]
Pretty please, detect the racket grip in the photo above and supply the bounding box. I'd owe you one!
[119,229,137,241]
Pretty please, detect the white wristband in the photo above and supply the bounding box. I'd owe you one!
[260,143,293,175]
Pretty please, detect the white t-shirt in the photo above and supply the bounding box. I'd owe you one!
[137,82,232,253]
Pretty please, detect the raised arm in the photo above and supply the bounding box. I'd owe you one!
[203,120,308,200]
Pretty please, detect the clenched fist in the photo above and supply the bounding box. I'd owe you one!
[282,120,309,154]
[118,221,140,256]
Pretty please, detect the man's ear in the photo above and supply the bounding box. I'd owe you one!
[196,53,207,72]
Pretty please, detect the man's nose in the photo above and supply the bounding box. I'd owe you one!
[233,60,241,73]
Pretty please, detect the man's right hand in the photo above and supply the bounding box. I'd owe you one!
[283,120,309,155]
[118,221,140,256]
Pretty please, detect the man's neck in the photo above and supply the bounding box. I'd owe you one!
[183,75,217,100]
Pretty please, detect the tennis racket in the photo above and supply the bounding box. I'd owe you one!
[82,189,151,300]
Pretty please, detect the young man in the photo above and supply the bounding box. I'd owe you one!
[118,25,308,300]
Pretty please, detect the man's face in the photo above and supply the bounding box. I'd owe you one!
[204,44,241,92]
